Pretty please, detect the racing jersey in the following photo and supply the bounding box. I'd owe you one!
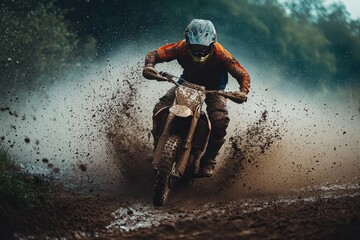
[145,39,250,93]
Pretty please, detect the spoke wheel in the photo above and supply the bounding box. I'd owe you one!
[153,135,181,206]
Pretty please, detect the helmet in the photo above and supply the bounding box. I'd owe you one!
[185,19,217,65]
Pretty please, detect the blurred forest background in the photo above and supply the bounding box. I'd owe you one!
[1,0,359,103]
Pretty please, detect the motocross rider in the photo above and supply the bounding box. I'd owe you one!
[143,19,250,177]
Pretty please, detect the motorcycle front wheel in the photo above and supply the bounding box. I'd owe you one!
[153,135,181,206]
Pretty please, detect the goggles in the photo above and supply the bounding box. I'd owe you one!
[188,44,212,57]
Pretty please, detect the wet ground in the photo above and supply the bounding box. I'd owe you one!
[100,183,360,240]
[2,181,359,240]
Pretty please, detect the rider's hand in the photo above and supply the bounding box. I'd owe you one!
[143,66,168,81]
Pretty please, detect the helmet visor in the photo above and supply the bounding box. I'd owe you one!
[188,44,212,57]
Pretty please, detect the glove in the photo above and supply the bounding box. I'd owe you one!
[227,91,247,104]
[142,66,168,81]
[240,87,248,95]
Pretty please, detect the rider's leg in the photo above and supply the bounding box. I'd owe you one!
[200,93,229,177]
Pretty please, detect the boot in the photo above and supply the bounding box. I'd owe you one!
[199,138,225,177]
[199,158,217,177]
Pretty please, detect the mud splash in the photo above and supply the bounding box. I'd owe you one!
[1,45,359,201]
[216,109,286,190]
[103,64,154,189]
[0,56,151,194]
[101,66,290,194]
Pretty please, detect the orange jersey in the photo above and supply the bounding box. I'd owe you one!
[145,39,250,92]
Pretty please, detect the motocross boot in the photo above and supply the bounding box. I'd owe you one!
[199,158,217,177]
[199,138,225,177]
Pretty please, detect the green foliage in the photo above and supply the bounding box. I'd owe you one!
[284,0,359,89]
[1,0,359,93]
[219,0,337,85]
[0,146,36,203]
[284,0,327,23]
[0,0,96,92]
[56,0,359,91]
[318,4,360,87]
[0,145,58,204]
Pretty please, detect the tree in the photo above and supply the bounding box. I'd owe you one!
[0,0,95,93]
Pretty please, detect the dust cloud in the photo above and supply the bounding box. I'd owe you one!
[0,46,152,193]
[0,44,359,198]
[217,66,360,197]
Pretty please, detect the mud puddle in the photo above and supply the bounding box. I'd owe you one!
[106,182,360,234]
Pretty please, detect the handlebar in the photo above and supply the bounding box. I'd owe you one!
[146,69,247,104]
[207,90,247,104]
[159,71,180,86]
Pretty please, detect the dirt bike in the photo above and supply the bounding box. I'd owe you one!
[148,71,247,206]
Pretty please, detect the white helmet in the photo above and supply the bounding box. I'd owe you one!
[185,19,217,65]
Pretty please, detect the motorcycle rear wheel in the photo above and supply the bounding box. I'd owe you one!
[153,135,181,206]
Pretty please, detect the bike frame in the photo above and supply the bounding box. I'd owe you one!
[152,82,211,178]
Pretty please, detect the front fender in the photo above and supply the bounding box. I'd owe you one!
[169,105,193,117]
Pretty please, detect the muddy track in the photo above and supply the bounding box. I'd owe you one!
[1,183,359,240]
[110,191,360,240]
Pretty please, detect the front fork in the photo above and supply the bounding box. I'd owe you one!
[152,105,201,178]
[174,108,200,177]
